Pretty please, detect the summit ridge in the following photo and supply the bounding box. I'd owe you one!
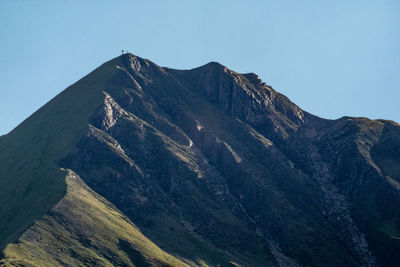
[0,54,399,266]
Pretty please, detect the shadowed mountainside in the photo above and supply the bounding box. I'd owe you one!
[0,53,399,266]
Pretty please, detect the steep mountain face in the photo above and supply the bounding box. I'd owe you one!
[0,54,399,266]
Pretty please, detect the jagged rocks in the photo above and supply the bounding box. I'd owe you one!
[1,53,399,266]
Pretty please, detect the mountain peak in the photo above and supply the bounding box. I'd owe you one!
[0,54,399,266]
[204,60,225,68]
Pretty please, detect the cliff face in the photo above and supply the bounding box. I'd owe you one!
[1,54,399,266]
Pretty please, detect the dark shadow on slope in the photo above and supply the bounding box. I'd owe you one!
[118,239,154,267]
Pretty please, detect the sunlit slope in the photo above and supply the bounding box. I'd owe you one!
[0,57,120,251]
[0,53,398,266]
[0,170,189,267]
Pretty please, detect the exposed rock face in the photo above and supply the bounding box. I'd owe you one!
[0,53,399,266]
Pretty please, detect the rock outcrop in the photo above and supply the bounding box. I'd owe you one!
[0,53,399,266]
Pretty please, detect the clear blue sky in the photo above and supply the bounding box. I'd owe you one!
[1,1,399,135]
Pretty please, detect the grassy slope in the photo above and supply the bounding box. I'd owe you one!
[355,119,400,266]
[2,53,398,266]
[0,55,266,266]
[0,170,188,267]
[0,57,120,251]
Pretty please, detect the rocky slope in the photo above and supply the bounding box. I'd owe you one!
[0,53,399,266]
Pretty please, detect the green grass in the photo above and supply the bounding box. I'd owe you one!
[0,56,122,251]
[0,55,274,266]
[0,170,189,266]
[2,53,398,266]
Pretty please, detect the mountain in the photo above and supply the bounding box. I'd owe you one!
[0,53,399,266]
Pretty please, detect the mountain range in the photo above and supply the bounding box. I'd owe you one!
[0,53,399,266]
